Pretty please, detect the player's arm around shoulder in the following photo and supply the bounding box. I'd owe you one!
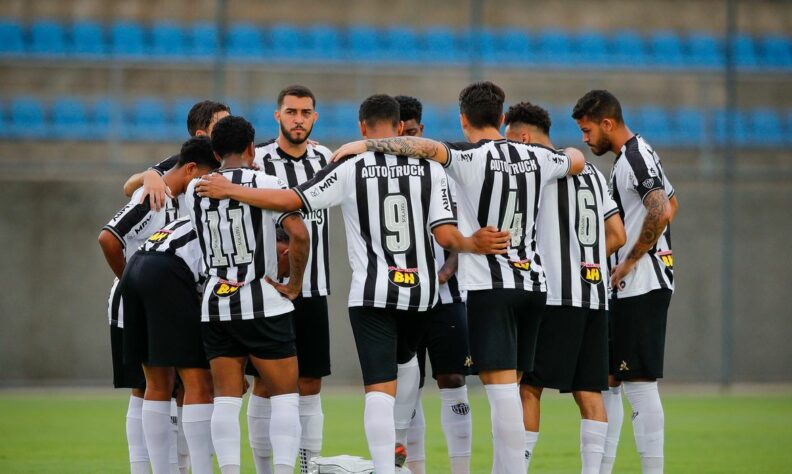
[563,147,586,175]
[331,137,449,165]
[195,171,302,212]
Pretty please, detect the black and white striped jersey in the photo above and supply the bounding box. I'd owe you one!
[295,152,456,312]
[141,217,204,284]
[185,168,300,322]
[609,135,675,299]
[433,178,466,304]
[254,140,332,297]
[441,139,571,292]
[536,162,619,310]
[103,188,180,327]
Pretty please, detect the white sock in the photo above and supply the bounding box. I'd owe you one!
[142,400,174,474]
[176,406,190,474]
[169,399,180,474]
[394,356,421,446]
[364,391,396,474]
[182,404,214,474]
[299,394,324,473]
[484,383,525,474]
[440,386,472,474]
[247,394,273,474]
[580,419,608,474]
[623,382,664,474]
[211,396,243,471]
[524,431,539,472]
[600,386,624,474]
[270,393,301,472]
[127,395,150,473]
[406,393,426,474]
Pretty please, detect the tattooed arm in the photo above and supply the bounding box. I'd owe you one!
[331,137,449,165]
[610,189,672,289]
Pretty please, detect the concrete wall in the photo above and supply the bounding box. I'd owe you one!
[1,163,791,385]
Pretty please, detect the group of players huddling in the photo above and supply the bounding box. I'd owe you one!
[98,82,678,474]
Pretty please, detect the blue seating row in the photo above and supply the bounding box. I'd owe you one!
[1,96,789,147]
[1,19,791,69]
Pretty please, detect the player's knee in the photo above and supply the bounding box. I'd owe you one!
[436,373,465,389]
[574,391,606,420]
[298,377,322,395]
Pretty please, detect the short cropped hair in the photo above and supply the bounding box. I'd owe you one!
[458,81,505,129]
[504,102,552,135]
[187,100,230,136]
[210,116,256,158]
[358,94,400,127]
[571,90,623,123]
[395,95,422,123]
[277,84,316,108]
[177,136,218,169]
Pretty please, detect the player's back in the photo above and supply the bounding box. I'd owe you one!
[186,167,296,321]
[296,152,456,311]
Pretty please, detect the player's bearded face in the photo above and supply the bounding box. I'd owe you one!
[280,119,313,145]
[588,128,612,156]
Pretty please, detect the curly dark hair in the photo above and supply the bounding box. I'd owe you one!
[210,115,255,158]
[458,81,505,129]
[504,102,552,135]
[359,94,400,127]
[177,136,218,169]
[571,90,623,123]
[395,95,422,123]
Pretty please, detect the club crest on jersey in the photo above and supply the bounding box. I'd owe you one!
[147,229,173,242]
[510,259,531,271]
[213,280,242,297]
[642,178,656,189]
[388,266,420,288]
[658,250,674,269]
[580,263,603,285]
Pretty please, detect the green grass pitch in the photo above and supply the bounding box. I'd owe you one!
[0,389,790,473]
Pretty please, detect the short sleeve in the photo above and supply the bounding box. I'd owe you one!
[294,158,354,212]
[624,148,665,202]
[442,141,487,187]
[427,165,457,230]
[538,148,571,181]
[597,170,620,219]
[102,190,153,248]
[150,154,179,176]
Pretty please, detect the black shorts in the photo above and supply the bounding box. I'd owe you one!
[466,289,546,373]
[110,325,146,390]
[245,295,330,378]
[348,306,431,386]
[202,313,296,361]
[609,289,672,381]
[521,306,608,392]
[416,302,470,388]
[121,252,208,369]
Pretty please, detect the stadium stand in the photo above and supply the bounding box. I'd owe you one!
[0,18,790,70]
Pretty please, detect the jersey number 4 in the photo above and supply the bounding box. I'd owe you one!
[502,190,524,248]
[206,208,254,267]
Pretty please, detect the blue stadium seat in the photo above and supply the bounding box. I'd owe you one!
[687,32,722,68]
[71,20,106,56]
[111,21,146,57]
[639,106,673,146]
[748,108,783,146]
[0,19,25,55]
[345,25,382,61]
[30,20,66,55]
[498,28,531,63]
[151,22,187,58]
[269,23,303,60]
[536,29,574,64]
[759,35,792,68]
[712,109,749,146]
[226,24,265,60]
[306,24,341,60]
[381,26,419,62]
[672,107,704,146]
[467,28,498,64]
[171,98,197,135]
[546,106,579,145]
[188,22,218,58]
[611,30,647,67]
[574,30,609,66]
[786,111,792,146]
[422,26,462,63]
[9,97,47,139]
[317,101,357,141]
[733,34,758,69]
[650,30,685,67]
[249,99,277,136]
[125,99,169,141]
[92,98,115,138]
[52,97,90,139]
